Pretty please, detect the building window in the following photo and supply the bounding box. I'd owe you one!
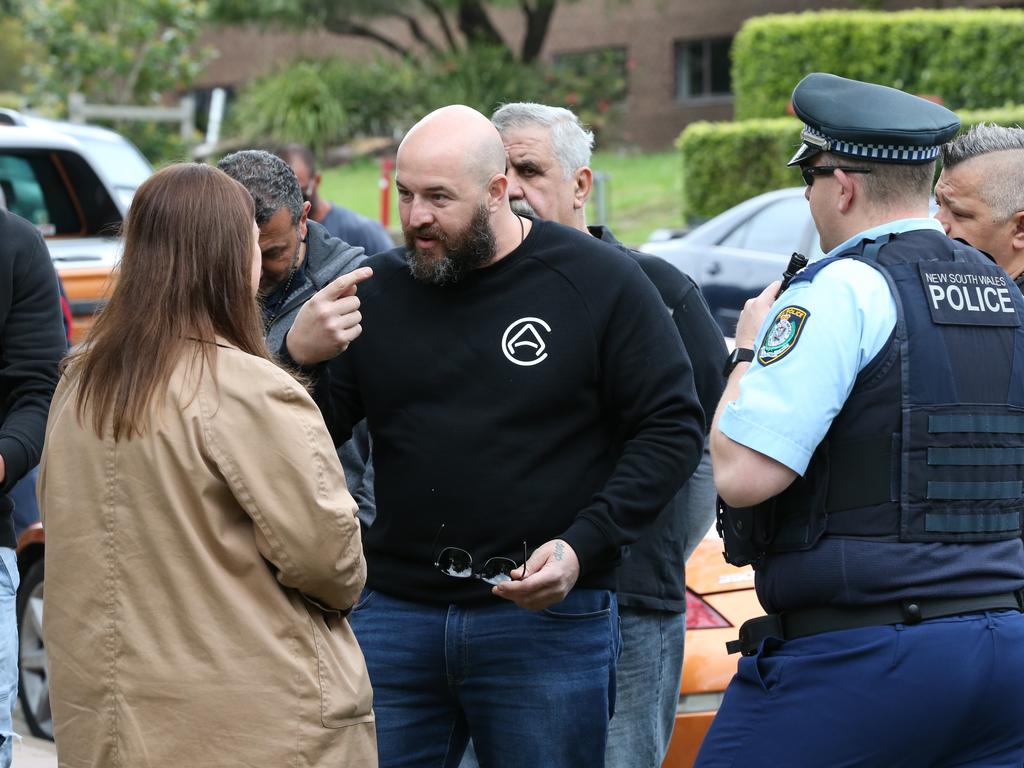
[553,47,629,106]
[675,38,732,101]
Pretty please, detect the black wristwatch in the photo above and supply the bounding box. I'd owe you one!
[723,347,755,377]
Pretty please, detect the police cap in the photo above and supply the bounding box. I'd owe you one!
[787,73,961,167]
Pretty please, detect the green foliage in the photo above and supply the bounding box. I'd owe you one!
[677,118,802,220]
[421,46,538,115]
[677,104,1024,220]
[227,46,626,156]
[733,9,1024,120]
[317,58,422,139]
[551,47,628,138]
[19,0,212,113]
[114,121,193,166]
[0,16,31,93]
[227,62,349,156]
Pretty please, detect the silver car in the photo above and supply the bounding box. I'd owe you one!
[642,188,825,336]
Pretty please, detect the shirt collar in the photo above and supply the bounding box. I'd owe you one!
[827,217,944,258]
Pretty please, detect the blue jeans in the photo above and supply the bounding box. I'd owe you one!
[605,607,685,768]
[0,548,19,767]
[8,468,39,539]
[696,611,1024,767]
[350,588,619,768]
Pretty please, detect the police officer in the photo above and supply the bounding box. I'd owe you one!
[699,74,1024,767]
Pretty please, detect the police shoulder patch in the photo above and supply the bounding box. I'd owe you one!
[757,305,810,366]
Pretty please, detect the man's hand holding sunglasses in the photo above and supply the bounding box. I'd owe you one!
[492,538,579,611]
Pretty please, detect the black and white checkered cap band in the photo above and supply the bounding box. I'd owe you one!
[802,126,940,163]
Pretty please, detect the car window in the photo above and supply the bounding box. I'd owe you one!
[0,152,80,236]
[719,195,811,255]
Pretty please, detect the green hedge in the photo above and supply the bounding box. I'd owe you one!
[733,9,1024,120]
[677,118,800,220]
[678,107,1024,220]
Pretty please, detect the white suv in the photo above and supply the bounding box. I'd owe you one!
[0,115,152,343]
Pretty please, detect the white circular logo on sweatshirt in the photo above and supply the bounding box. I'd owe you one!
[501,317,551,366]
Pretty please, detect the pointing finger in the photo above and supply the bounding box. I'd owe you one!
[319,267,373,301]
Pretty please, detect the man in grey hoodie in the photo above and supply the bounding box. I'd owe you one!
[218,150,375,522]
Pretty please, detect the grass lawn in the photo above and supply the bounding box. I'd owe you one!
[318,149,682,249]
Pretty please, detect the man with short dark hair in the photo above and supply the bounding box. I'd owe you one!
[701,73,1024,767]
[936,123,1024,290]
[284,104,706,768]
[492,101,726,768]
[277,143,394,256]
[218,149,375,521]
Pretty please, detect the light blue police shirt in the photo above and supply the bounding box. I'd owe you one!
[719,218,945,474]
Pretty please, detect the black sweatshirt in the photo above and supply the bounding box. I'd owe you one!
[317,218,705,604]
[0,211,65,547]
[590,225,727,612]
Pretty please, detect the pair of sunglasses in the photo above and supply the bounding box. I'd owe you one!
[801,165,872,186]
[431,524,528,586]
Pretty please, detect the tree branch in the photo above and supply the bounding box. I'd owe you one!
[456,0,506,50]
[520,0,556,63]
[419,0,460,54]
[321,16,412,58]
[394,10,443,57]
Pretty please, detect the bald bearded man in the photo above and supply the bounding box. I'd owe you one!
[282,105,705,767]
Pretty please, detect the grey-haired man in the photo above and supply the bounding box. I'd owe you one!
[936,123,1024,291]
[491,102,726,768]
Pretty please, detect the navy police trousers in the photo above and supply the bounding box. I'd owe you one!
[695,610,1024,767]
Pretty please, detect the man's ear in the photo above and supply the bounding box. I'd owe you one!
[1011,210,1024,252]
[313,172,322,193]
[835,169,858,215]
[487,174,508,212]
[299,201,311,240]
[573,167,593,211]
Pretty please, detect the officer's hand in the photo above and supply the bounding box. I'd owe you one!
[734,280,781,351]
[284,268,373,365]
[491,539,579,611]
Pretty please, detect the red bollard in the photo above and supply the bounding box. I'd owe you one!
[379,157,395,228]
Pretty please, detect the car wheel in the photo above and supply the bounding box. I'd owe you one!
[16,559,51,740]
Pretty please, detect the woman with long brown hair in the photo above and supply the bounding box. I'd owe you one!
[37,163,376,767]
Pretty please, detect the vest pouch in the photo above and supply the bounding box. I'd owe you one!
[717,496,774,568]
[901,403,1024,543]
[765,443,830,555]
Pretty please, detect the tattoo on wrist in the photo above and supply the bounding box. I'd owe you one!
[553,542,564,561]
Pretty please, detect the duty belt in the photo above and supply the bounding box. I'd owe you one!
[727,590,1024,656]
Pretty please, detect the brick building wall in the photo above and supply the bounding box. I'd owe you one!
[198,0,1017,150]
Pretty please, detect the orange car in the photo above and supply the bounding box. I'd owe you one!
[664,534,764,768]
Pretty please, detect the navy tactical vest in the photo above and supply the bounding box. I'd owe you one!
[745,230,1024,610]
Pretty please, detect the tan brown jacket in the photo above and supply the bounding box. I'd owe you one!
[38,339,376,768]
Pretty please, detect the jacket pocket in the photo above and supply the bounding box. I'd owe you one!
[308,610,375,729]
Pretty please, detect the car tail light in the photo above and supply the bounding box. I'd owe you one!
[685,588,731,629]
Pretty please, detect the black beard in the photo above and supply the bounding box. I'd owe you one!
[404,204,496,286]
